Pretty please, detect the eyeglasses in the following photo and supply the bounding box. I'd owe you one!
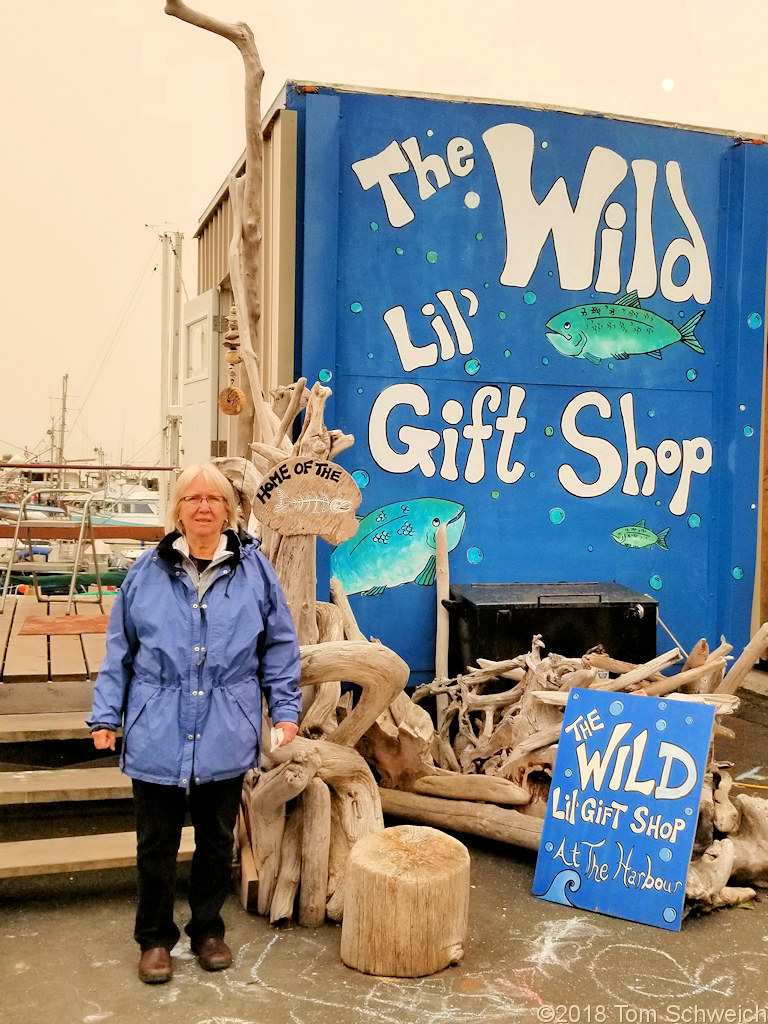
[180,494,226,507]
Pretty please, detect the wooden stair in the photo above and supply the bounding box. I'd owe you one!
[0,766,131,804]
[0,826,195,879]
[0,712,193,880]
[0,711,100,743]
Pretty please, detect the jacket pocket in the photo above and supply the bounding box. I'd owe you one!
[196,682,261,777]
[122,680,182,776]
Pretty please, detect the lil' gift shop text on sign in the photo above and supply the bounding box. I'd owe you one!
[533,689,714,930]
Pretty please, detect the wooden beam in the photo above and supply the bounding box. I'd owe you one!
[0,525,164,540]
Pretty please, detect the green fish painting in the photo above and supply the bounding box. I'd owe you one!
[612,520,670,550]
[545,291,705,365]
[330,497,466,596]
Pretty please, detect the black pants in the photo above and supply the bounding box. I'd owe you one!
[131,775,244,952]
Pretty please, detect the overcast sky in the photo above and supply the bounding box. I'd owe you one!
[2,0,767,467]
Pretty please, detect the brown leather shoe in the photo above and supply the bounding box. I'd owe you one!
[138,946,172,984]
[194,936,232,971]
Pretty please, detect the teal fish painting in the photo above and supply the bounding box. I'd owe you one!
[330,498,466,596]
[545,291,705,365]
[612,520,670,550]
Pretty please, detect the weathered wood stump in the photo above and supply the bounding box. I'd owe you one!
[340,824,470,978]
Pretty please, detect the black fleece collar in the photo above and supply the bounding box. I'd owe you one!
[155,527,255,571]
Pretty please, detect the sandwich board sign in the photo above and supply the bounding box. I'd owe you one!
[532,688,714,930]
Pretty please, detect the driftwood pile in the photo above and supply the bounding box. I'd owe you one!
[365,616,768,917]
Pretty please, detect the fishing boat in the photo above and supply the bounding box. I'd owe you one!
[65,484,162,528]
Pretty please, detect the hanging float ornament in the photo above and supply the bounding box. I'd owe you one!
[218,302,245,415]
[218,385,246,415]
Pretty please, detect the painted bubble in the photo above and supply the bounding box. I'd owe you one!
[656,719,667,732]
[442,399,463,424]
[370,221,379,232]
[732,566,744,580]
[352,470,370,488]
[748,312,763,329]
[564,767,573,777]
[744,425,754,437]
[395,247,404,255]
[608,362,614,370]
[426,251,439,264]
[529,471,536,479]
[688,513,701,528]
[549,508,565,525]
[649,575,663,591]
[662,907,677,924]
[687,368,698,382]
[685,807,694,816]
[427,129,434,137]
[655,500,662,507]
[679,310,687,318]
[609,700,624,717]
[587,545,594,553]
[318,368,332,383]
[475,233,484,241]
[499,311,507,320]
[541,141,548,149]
[685,716,694,726]
[572,693,580,702]
[659,848,673,863]
[658,701,667,710]
[542,357,549,365]
[467,546,484,564]
[740,404,746,411]
[648,409,656,418]
[464,191,480,209]
[350,301,363,314]
[523,291,537,305]
[367,352,374,359]
[484,282,490,289]
[544,425,555,437]
[356,387,363,395]
[504,349,511,358]
[545,841,554,853]
[491,490,500,500]
[464,358,481,376]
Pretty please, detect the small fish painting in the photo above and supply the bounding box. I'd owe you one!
[545,291,705,365]
[330,497,466,596]
[612,520,670,550]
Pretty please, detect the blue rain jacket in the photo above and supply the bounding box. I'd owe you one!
[87,528,301,786]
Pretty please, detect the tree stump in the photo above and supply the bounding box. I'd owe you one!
[340,825,470,978]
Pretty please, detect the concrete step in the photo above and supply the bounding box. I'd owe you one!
[0,766,131,805]
[0,826,194,878]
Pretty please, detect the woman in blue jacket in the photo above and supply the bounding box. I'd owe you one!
[88,463,302,984]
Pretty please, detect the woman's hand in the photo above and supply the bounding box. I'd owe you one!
[274,721,298,746]
[92,729,117,751]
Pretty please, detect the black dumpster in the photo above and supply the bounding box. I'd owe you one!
[445,582,657,675]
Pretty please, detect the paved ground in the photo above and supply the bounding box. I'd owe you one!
[2,677,768,1024]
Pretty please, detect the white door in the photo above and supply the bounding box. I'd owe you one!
[181,290,220,467]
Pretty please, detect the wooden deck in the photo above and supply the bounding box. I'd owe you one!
[0,592,114,686]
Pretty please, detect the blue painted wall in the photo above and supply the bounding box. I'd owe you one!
[286,84,768,683]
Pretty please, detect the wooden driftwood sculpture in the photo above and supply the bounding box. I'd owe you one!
[213,385,407,927]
